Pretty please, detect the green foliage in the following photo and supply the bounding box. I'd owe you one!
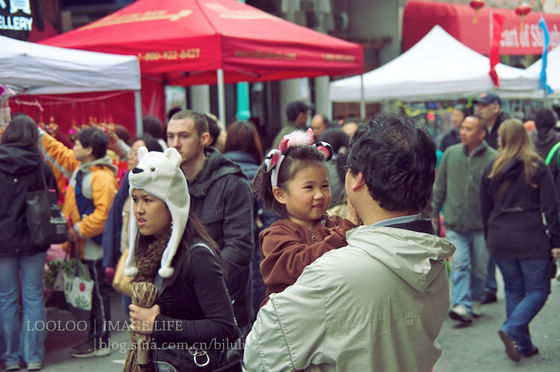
[43,258,90,290]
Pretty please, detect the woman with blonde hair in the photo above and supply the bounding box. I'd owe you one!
[480,118,560,363]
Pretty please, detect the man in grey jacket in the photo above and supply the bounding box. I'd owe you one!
[167,110,254,329]
[244,113,454,371]
[432,115,496,324]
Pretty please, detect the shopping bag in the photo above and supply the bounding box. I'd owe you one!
[26,168,68,246]
[43,259,69,310]
[112,248,133,297]
[63,258,93,322]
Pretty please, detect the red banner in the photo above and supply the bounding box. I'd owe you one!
[404,0,560,55]
[489,13,505,86]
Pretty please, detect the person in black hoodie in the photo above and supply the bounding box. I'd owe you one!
[532,108,560,189]
[0,114,58,371]
[480,118,560,363]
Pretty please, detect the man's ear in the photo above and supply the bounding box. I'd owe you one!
[348,171,366,192]
[477,127,487,142]
[200,132,212,147]
[84,146,93,157]
[272,186,287,205]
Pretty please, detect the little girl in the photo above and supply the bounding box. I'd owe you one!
[253,129,358,305]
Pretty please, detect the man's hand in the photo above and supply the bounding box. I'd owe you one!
[552,248,560,260]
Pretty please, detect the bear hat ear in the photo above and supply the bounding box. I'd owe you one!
[137,146,149,161]
[165,147,182,168]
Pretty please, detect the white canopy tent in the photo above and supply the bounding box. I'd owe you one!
[329,26,539,104]
[524,45,560,99]
[0,35,142,132]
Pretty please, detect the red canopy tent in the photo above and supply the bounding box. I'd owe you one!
[41,0,363,128]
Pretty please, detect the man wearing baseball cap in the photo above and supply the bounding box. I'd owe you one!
[474,92,508,150]
[475,91,509,306]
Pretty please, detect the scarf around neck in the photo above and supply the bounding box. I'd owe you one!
[133,231,171,283]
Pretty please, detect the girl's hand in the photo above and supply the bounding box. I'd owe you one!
[552,248,560,260]
[129,303,160,335]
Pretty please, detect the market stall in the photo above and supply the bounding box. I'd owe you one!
[41,0,364,124]
[329,26,538,103]
[0,35,142,133]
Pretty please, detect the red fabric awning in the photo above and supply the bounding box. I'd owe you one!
[403,0,560,55]
[40,0,363,85]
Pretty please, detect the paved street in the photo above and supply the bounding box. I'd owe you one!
[19,274,560,372]
[435,273,560,372]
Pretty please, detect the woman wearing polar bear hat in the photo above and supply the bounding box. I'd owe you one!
[125,147,241,371]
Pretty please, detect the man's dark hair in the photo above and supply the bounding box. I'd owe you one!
[136,134,163,153]
[286,101,311,122]
[534,108,557,133]
[204,113,221,147]
[319,127,348,154]
[346,113,436,212]
[1,114,38,146]
[169,110,209,136]
[167,107,182,122]
[114,124,131,145]
[76,127,109,159]
[143,115,164,140]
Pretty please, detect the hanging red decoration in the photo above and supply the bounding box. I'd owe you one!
[515,2,532,31]
[470,0,485,24]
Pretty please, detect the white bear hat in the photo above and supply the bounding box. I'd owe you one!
[125,146,190,278]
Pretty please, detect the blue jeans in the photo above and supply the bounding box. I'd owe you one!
[485,256,498,294]
[0,251,47,367]
[446,229,488,312]
[494,257,550,354]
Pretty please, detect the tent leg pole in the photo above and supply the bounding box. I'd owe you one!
[134,90,143,137]
[217,69,226,126]
[360,74,365,119]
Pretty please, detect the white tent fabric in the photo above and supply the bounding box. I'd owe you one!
[0,35,140,95]
[525,45,560,99]
[329,25,539,103]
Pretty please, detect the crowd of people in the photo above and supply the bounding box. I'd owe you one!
[434,92,560,363]
[0,93,559,371]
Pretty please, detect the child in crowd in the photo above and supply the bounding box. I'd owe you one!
[38,126,117,358]
[253,129,358,305]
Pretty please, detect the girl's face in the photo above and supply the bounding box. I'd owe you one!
[274,164,331,229]
[131,189,171,239]
[127,140,146,170]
